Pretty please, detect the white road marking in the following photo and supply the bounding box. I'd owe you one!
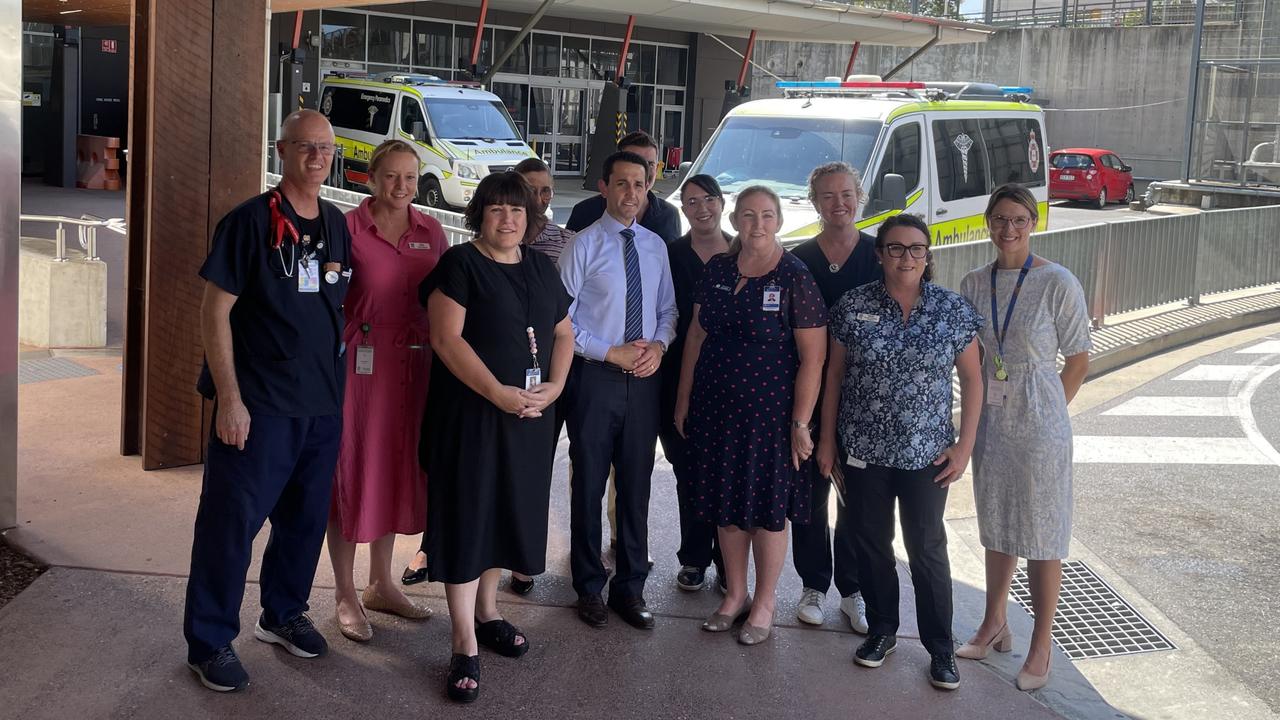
[1231,362,1280,466]
[1235,340,1280,355]
[1074,436,1274,465]
[1173,365,1275,382]
[1101,396,1237,417]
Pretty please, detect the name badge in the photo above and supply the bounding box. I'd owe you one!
[355,345,374,375]
[409,241,431,250]
[855,312,879,323]
[298,259,320,293]
[762,285,782,312]
[714,283,733,293]
[846,455,868,470]
[525,367,542,390]
[986,376,1006,406]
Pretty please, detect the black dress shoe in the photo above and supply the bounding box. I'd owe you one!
[510,575,535,595]
[607,595,655,630]
[577,594,608,627]
[401,566,428,586]
[929,652,960,690]
[854,634,898,668]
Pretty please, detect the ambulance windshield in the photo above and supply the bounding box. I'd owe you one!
[426,98,522,142]
[689,117,881,197]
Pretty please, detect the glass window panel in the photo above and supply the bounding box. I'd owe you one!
[319,85,394,135]
[455,27,492,71]
[559,89,585,136]
[531,33,559,77]
[590,39,620,81]
[491,81,528,138]
[413,20,452,70]
[979,118,1045,187]
[562,35,590,79]
[637,44,656,84]
[556,142,583,173]
[493,29,529,74]
[656,46,686,86]
[868,122,921,214]
[400,96,429,141]
[528,87,555,135]
[626,85,655,136]
[321,10,366,62]
[933,118,990,201]
[367,14,411,66]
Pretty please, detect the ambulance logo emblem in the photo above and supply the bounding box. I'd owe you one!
[954,133,974,182]
[1028,130,1041,174]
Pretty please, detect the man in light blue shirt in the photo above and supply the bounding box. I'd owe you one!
[559,151,676,630]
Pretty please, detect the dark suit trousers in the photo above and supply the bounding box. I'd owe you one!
[846,461,953,656]
[183,411,341,664]
[791,459,861,596]
[658,420,722,574]
[566,357,659,599]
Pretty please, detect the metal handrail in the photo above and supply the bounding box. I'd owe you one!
[19,214,123,262]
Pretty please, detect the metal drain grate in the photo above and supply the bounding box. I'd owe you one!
[1009,560,1175,660]
[18,357,100,385]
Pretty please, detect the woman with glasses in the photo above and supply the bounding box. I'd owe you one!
[818,213,983,690]
[786,162,880,632]
[956,184,1091,692]
[664,174,732,592]
[675,185,827,645]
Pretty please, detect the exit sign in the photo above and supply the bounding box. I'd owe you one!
[101,39,118,54]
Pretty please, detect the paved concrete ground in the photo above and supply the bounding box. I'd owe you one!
[1,353,1093,720]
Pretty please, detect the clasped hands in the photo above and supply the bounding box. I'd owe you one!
[492,382,562,419]
[605,340,663,378]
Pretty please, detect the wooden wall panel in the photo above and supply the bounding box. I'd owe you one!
[120,0,150,456]
[122,0,268,469]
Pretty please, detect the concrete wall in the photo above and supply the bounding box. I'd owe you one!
[753,26,1195,181]
[18,238,107,348]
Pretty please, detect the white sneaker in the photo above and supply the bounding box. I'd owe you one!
[841,592,869,634]
[796,587,825,625]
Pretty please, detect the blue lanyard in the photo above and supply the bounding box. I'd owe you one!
[989,254,1034,376]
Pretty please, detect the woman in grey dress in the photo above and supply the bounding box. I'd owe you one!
[956,184,1092,692]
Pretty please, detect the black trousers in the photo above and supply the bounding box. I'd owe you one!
[183,411,342,664]
[658,420,723,575]
[790,458,860,596]
[566,357,659,599]
[846,461,953,656]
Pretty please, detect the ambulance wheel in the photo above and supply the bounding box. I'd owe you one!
[421,177,448,210]
[1095,188,1108,209]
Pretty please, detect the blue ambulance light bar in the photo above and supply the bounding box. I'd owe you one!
[777,80,927,90]
[1000,86,1034,95]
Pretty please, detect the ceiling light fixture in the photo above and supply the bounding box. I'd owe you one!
[59,8,82,13]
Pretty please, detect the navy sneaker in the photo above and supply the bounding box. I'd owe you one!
[854,634,898,668]
[254,613,328,658]
[188,645,249,692]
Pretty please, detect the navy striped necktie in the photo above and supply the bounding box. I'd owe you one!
[621,227,643,342]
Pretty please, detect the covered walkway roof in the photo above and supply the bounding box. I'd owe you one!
[274,0,995,46]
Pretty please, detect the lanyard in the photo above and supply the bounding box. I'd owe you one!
[988,254,1034,380]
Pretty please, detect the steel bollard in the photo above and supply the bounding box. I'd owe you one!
[86,226,99,261]
[54,224,67,262]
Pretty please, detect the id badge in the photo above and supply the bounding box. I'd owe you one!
[856,312,880,323]
[525,368,542,390]
[355,345,374,375]
[846,454,868,470]
[762,285,782,312]
[409,241,431,250]
[986,377,1007,406]
[298,259,320,293]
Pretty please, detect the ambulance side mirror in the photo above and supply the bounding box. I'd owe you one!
[882,173,907,211]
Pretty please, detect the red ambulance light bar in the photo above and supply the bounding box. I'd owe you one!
[776,80,927,90]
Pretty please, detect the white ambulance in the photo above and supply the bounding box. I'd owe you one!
[320,73,535,210]
[671,77,1049,246]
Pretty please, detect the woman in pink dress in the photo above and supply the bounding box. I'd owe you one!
[327,140,446,642]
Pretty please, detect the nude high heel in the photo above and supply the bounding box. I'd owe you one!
[956,624,1013,660]
[1016,656,1051,691]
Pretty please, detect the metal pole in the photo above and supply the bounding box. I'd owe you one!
[1,0,18,529]
[616,15,636,81]
[844,41,861,80]
[469,0,490,69]
[884,28,940,80]
[87,226,98,261]
[737,30,757,89]
[481,0,557,85]
[1061,0,1069,26]
[1239,70,1254,187]
[1145,0,1154,25]
[55,224,67,262]
[1181,0,1207,181]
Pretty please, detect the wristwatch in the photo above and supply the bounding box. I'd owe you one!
[791,420,810,429]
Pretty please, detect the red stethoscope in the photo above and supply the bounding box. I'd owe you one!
[269,188,307,279]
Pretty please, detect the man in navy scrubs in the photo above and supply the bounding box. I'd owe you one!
[183,109,351,692]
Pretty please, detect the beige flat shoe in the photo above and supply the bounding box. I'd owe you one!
[737,623,772,646]
[336,608,373,642]
[362,586,433,620]
[702,595,752,632]
[956,624,1013,660]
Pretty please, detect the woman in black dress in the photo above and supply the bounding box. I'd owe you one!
[662,174,731,593]
[674,185,828,645]
[420,172,573,703]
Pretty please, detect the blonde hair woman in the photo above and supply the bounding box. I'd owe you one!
[327,140,444,642]
[675,185,828,645]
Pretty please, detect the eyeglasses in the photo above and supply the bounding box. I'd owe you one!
[882,243,929,259]
[989,214,1033,229]
[682,194,721,208]
[285,140,337,156]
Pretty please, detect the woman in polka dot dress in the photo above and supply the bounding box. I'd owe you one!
[674,185,828,646]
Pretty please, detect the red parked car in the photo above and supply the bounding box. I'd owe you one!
[1049,148,1135,208]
